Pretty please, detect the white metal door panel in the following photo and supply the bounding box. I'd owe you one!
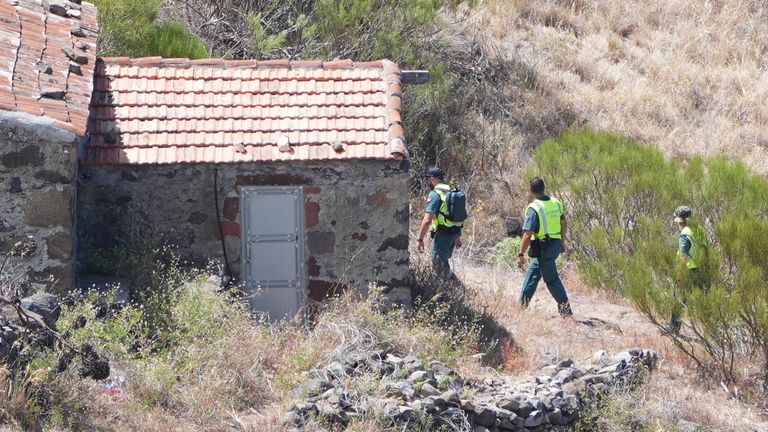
[249,241,297,282]
[241,186,305,321]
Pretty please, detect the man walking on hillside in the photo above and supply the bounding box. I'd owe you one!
[675,207,704,274]
[669,206,706,332]
[417,167,463,275]
[516,177,573,317]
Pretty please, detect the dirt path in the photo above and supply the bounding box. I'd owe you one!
[455,262,660,363]
[451,261,763,431]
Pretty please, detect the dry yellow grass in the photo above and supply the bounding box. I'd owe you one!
[451,0,768,174]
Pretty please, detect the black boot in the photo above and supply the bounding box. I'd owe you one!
[558,302,573,318]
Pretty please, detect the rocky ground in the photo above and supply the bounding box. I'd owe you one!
[285,342,658,431]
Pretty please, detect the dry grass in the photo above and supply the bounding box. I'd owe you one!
[448,0,768,175]
[15,258,763,431]
[33,274,490,432]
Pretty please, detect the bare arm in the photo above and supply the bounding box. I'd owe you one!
[561,219,567,243]
[517,231,533,270]
[417,213,434,253]
[418,213,434,241]
[519,231,533,254]
[561,219,568,253]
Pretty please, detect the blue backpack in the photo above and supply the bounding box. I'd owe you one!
[440,186,468,223]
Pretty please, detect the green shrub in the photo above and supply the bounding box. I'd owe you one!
[93,0,209,58]
[79,241,199,351]
[576,391,653,432]
[530,129,768,384]
[146,22,209,59]
[490,237,522,268]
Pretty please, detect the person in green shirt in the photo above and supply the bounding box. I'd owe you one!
[416,167,462,275]
[668,208,707,333]
[516,177,573,317]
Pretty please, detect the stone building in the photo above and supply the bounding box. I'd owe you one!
[77,57,411,319]
[0,0,98,295]
[0,1,411,319]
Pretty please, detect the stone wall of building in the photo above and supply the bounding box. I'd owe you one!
[0,111,79,295]
[77,160,411,305]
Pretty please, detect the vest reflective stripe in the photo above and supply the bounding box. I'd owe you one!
[678,226,699,269]
[528,198,563,240]
[432,184,463,228]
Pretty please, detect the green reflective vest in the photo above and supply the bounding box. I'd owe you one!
[528,198,564,240]
[678,226,703,269]
[432,184,463,229]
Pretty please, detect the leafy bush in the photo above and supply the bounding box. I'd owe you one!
[146,22,209,59]
[530,129,768,386]
[93,0,209,58]
[80,241,194,351]
[490,237,521,268]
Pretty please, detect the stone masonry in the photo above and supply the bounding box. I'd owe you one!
[0,111,79,295]
[285,347,659,431]
[77,159,411,305]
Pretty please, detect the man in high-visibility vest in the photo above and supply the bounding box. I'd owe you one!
[675,213,699,270]
[669,208,706,332]
[417,167,462,275]
[516,177,573,317]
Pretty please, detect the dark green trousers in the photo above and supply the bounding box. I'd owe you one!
[432,231,460,275]
[519,239,569,307]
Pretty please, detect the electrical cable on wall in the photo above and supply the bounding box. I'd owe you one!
[214,167,234,285]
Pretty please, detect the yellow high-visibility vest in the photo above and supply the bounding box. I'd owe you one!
[677,226,700,269]
[528,198,564,240]
[432,184,463,229]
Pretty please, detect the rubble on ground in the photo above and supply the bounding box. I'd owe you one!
[285,347,658,431]
[0,292,110,380]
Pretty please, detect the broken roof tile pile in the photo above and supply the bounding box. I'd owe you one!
[85,58,406,164]
[0,0,99,135]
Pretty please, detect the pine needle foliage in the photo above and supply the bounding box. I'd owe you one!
[530,129,768,387]
[92,0,209,59]
[146,22,209,60]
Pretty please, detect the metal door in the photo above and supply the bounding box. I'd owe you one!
[241,186,304,321]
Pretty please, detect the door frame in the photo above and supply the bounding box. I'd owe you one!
[239,185,306,316]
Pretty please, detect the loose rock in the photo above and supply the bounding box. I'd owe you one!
[285,348,659,430]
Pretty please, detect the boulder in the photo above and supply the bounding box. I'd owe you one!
[419,382,440,396]
[21,293,60,328]
[299,378,332,397]
[29,267,74,297]
[407,370,433,383]
[473,405,497,427]
[523,410,545,428]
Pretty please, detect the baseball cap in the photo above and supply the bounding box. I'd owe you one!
[673,205,692,223]
[425,167,444,178]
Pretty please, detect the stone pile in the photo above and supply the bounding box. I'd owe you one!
[284,347,658,431]
[0,293,61,357]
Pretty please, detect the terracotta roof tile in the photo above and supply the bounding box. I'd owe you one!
[0,0,98,136]
[85,58,405,164]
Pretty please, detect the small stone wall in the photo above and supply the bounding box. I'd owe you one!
[77,160,410,304]
[285,348,658,431]
[0,112,78,295]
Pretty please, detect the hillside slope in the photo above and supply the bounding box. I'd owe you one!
[455,0,768,174]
